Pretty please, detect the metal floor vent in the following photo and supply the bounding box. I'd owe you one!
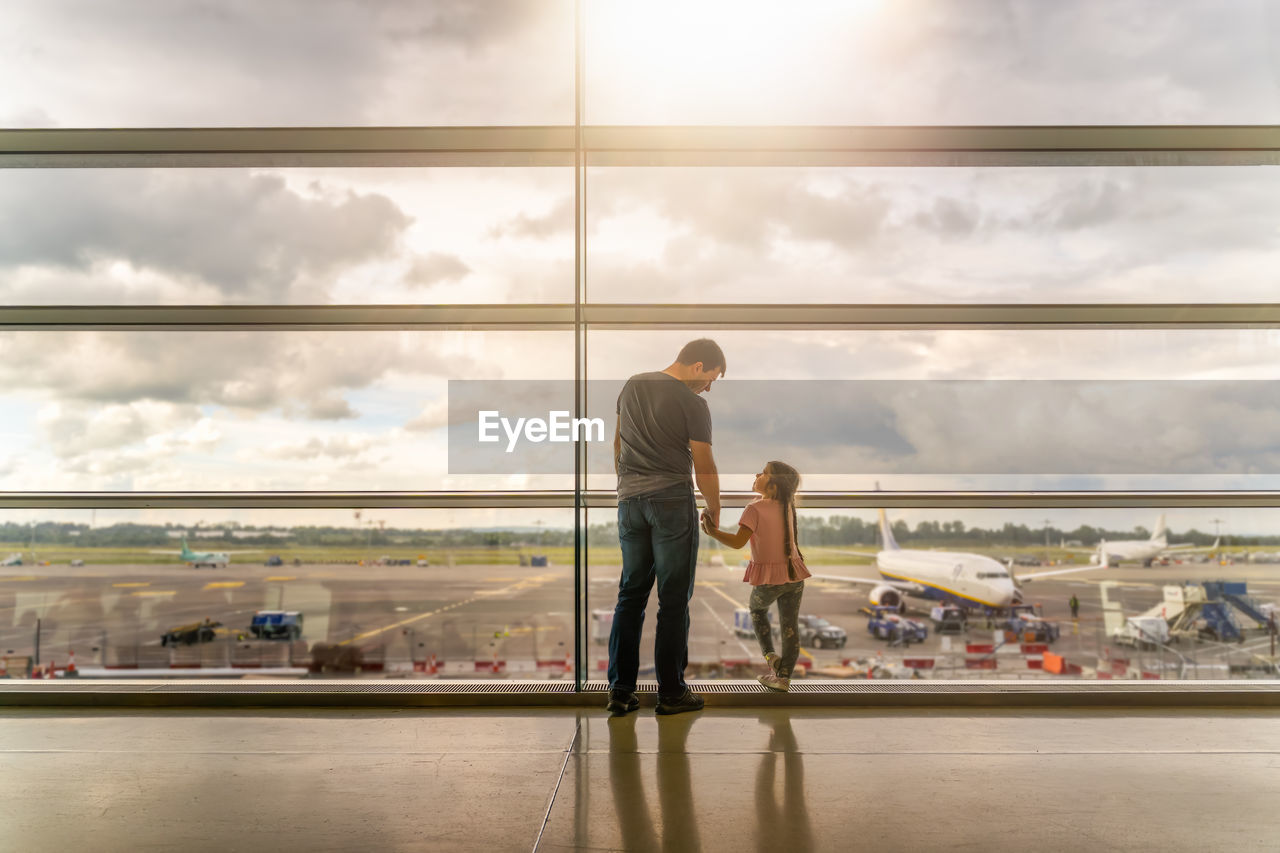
[3,678,1277,707]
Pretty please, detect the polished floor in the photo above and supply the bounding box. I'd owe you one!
[1,705,1278,851]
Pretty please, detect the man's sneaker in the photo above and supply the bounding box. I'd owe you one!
[654,688,705,716]
[764,652,782,676]
[757,673,790,692]
[606,689,640,716]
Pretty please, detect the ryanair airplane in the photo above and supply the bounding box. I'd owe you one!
[814,509,1108,613]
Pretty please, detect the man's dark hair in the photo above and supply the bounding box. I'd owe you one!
[675,338,726,375]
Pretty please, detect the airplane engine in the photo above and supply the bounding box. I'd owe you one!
[869,585,906,613]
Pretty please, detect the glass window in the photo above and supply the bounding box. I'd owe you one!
[587,0,1280,125]
[587,166,1280,304]
[0,330,573,491]
[587,506,1280,682]
[586,329,1280,492]
[0,168,572,305]
[0,507,575,679]
[1,0,574,127]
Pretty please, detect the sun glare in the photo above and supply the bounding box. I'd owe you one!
[587,0,885,123]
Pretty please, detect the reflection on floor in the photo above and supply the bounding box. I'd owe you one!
[1,706,1278,851]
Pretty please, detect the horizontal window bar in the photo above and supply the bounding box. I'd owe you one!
[585,125,1280,167]
[5,491,1280,509]
[3,126,1277,168]
[583,304,1280,329]
[5,304,1280,330]
[0,305,575,331]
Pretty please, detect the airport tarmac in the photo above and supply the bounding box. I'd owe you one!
[2,559,1278,679]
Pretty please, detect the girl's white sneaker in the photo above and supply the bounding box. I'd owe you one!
[757,673,790,692]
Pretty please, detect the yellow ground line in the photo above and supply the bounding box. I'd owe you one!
[264,576,296,582]
[698,581,746,610]
[112,582,150,588]
[483,577,519,582]
[339,597,478,646]
[202,581,244,590]
[132,590,176,597]
[0,576,37,582]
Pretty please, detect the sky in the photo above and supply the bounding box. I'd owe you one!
[2,0,1279,531]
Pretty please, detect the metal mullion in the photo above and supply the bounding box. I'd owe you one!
[582,303,1280,330]
[0,305,576,331]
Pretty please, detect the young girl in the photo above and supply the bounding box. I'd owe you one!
[701,460,811,691]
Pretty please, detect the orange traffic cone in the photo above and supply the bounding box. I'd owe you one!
[428,653,438,675]
[65,649,78,677]
[563,646,572,675]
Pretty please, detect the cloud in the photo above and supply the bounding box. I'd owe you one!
[491,196,574,240]
[0,171,411,302]
[0,0,572,127]
[264,434,377,462]
[406,252,471,288]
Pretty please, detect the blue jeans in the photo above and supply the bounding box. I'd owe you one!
[608,482,699,698]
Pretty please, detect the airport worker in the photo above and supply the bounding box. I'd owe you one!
[702,461,811,692]
[1069,595,1080,619]
[606,338,725,717]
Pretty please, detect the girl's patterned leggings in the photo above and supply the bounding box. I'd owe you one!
[749,580,805,677]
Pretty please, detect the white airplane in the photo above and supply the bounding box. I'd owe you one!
[148,538,257,569]
[1,552,22,567]
[1063,514,1218,567]
[811,510,1108,613]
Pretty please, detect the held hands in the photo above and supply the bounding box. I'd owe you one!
[699,508,717,536]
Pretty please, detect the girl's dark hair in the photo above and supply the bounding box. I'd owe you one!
[766,461,804,580]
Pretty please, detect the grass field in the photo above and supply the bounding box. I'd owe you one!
[0,540,1122,568]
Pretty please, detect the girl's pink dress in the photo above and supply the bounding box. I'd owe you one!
[738,498,812,586]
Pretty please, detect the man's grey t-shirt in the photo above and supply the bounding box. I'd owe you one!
[615,371,713,499]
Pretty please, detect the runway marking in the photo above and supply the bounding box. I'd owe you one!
[697,581,746,610]
[698,598,756,659]
[112,582,150,588]
[339,596,480,646]
[0,576,37,583]
[202,581,244,590]
[484,577,520,583]
[264,576,295,582]
[132,590,176,597]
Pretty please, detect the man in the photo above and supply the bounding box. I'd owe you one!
[1069,594,1080,620]
[607,338,725,716]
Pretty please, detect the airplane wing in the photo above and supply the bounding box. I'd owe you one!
[1015,551,1109,582]
[810,572,929,596]
[1060,546,1100,555]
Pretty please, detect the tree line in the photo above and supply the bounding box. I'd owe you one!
[1,518,1261,550]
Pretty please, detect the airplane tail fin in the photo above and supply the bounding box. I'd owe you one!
[1151,514,1168,542]
[878,509,900,551]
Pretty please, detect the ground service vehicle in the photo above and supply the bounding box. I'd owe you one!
[249,610,304,640]
[161,620,224,646]
[796,615,847,649]
[733,608,779,640]
[866,606,928,645]
[929,605,967,634]
[1000,604,1060,643]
